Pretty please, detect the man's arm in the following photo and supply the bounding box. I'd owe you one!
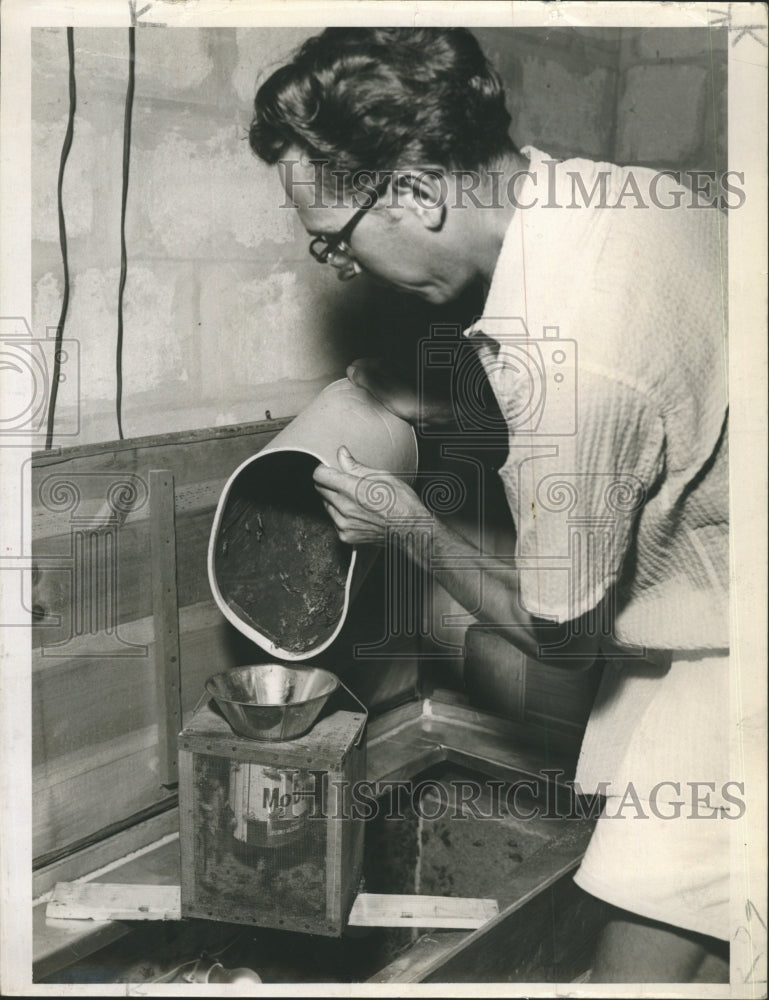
[314,447,601,670]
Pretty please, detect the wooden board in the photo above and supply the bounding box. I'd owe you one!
[33,808,180,899]
[33,737,169,859]
[420,870,605,983]
[47,882,181,923]
[34,837,182,982]
[349,893,498,929]
[46,884,496,930]
[149,470,182,786]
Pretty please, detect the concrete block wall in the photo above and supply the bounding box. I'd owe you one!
[32,27,727,447]
[615,28,727,172]
[32,26,380,445]
[476,26,727,170]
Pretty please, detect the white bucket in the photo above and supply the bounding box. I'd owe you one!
[208,379,418,660]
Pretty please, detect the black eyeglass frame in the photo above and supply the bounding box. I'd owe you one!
[308,175,392,265]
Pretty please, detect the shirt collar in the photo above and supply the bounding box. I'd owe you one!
[463,146,550,343]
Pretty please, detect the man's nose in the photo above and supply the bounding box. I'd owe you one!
[333,258,362,281]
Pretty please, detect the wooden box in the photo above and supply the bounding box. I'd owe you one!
[178,703,366,936]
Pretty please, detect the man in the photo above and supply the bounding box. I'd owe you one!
[250,28,730,982]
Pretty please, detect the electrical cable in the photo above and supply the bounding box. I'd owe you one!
[208,929,246,958]
[141,931,247,985]
[44,27,76,452]
[116,26,136,440]
[145,957,198,985]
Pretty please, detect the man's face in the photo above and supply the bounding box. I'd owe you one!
[278,153,475,305]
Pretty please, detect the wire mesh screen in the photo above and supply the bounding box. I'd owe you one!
[191,754,328,932]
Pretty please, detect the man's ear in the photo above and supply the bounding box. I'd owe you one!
[393,169,447,231]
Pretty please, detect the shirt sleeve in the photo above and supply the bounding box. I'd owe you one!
[497,368,665,623]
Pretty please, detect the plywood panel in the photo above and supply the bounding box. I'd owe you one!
[32,649,157,768]
[31,420,288,650]
[30,416,420,868]
[31,419,290,491]
[31,604,244,859]
[33,738,166,858]
[31,604,239,765]
[32,507,219,650]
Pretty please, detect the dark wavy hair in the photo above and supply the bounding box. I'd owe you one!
[249,28,517,182]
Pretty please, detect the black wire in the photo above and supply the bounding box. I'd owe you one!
[44,27,76,452]
[116,27,136,441]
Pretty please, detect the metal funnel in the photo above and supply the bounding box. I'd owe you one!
[205,663,339,741]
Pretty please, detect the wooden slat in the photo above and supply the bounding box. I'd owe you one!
[149,470,182,786]
[31,603,244,858]
[33,699,598,982]
[325,769,344,926]
[33,477,229,541]
[349,894,498,929]
[33,838,181,981]
[177,751,196,915]
[47,882,181,922]
[32,648,156,767]
[31,418,290,476]
[33,808,179,899]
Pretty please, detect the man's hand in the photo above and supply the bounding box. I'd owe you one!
[313,446,426,546]
[314,446,598,670]
[346,357,456,429]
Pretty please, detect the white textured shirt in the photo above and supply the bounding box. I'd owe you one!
[466,146,728,654]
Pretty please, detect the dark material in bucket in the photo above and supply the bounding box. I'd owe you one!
[212,452,349,656]
[208,379,418,661]
[205,663,340,741]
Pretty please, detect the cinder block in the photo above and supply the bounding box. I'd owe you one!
[616,64,707,164]
[512,56,615,159]
[53,267,120,402]
[233,28,315,104]
[122,263,196,391]
[32,272,62,340]
[42,264,193,405]
[570,27,626,50]
[636,28,725,61]
[132,27,214,97]
[198,263,351,398]
[32,28,69,122]
[126,127,294,258]
[32,271,80,422]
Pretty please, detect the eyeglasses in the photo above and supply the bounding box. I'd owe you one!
[308,175,392,272]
